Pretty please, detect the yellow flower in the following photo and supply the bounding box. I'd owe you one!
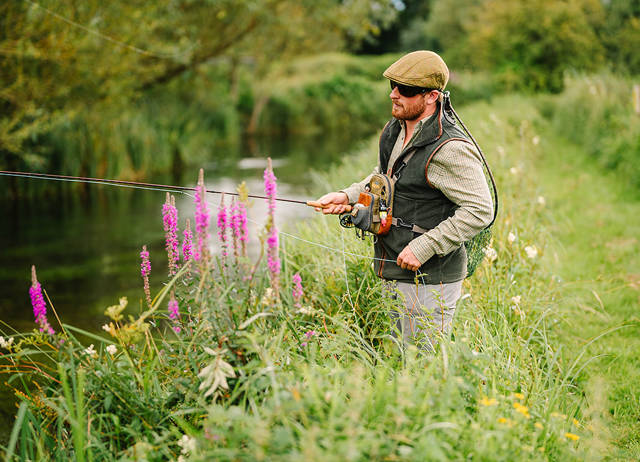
[565,432,580,441]
[513,392,525,400]
[534,422,543,429]
[572,418,580,427]
[513,402,530,418]
[479,396,498,407]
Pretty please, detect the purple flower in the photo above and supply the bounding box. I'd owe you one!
[292,272,303,307]
[304,330,316,339]
[168,291,181,334]
[231,200,249,258]
[163,193,179,275]
[264,158,280,292]
[182,218,193,263]
[29,266,54,335]
[194,169,210,262]
[140,245,152,309]
[217,194,228,262]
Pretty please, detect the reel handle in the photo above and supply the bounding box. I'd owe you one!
[306,201,352,213]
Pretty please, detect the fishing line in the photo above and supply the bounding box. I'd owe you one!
[22,0,194,60]
[1,170,397,263]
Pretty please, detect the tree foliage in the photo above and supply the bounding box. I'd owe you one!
[0,0,396,170]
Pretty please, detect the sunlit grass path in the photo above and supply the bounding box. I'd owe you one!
[535,118,640,460]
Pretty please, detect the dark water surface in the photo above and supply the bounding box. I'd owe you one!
[0,129,372,441]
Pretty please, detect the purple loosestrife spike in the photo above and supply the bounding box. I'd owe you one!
[217,193,228,266]
[264,158,280,294]
[140,245,152,309]
[29,266,55,335]
[194,168,210,262]
[292,272,303,308]
[182,219,193,263]
[229,198,240,262]
[163,193,180,276]
[168,291,181,334]
[236,182,249,257]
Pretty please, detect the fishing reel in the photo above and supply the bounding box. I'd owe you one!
[339,173,395,240]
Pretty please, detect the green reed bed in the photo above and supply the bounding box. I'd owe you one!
[1,97,603,461]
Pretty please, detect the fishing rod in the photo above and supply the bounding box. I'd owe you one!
[0,170,349,210]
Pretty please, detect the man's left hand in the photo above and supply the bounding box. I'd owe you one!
[397,246,421,272]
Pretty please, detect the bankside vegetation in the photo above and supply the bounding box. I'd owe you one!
[3,94,634,460]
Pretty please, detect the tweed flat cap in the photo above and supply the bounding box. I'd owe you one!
[383,51,449,90]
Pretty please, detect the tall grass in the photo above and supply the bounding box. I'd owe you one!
[1,95,601,460]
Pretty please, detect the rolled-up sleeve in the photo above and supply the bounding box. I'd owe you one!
[340,165,380,204]
[408,140,494,264]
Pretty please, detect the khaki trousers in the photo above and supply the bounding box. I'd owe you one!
[385,279,463,352]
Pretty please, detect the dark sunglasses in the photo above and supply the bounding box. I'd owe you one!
[390,80,436,97]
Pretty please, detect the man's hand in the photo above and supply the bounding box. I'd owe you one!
[397,246,421,272]
[314,192,350,215]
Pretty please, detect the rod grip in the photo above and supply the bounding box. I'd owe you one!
[306,201,352,212]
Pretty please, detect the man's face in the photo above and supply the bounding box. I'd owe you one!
[390,86,428,121]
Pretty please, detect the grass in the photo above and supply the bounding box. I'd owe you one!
[2,92,639,460]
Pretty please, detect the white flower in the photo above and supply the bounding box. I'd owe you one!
[0,336,14,349]
[106,344,117,355]
[507,232,516,244]
[198,347,236,398]
[484,246,498,263]
[260,287,276,306]
[84,344,97,358]
[178,435,197,455]
[511,295,521,305]
[509,167,519,175]
[532,136,540,145]
[102,324,110,332]
[537,196,546,206]
[524,246,538,259]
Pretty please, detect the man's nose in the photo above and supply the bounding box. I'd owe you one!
[390,86,400,99]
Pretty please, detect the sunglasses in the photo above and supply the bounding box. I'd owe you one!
[390,81,436,98]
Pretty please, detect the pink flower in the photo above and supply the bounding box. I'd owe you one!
[194,168,210,262]
[217,194,228,263]
[292,272,303,307]
[162,193,179,275]
[182,219,193,263]
[140,245,152,309]
[264,158,280,291]
[168,291,181,334]
[29,266,54,335]
[231,200,248,258]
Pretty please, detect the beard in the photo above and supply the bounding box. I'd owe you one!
[391,96,427,121]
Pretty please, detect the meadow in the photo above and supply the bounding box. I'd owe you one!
[2,81,639,461]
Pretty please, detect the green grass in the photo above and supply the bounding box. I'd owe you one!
[2,93,640,460]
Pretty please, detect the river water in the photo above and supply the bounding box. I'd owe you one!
[0,130,372,440]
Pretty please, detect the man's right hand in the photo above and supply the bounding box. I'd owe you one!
[314,192,350,214]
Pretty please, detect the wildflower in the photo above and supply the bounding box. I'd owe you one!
[484,246,498,263]
[236,182,250,257]
[29,266,55,335]
[105,297,128,322]
[198,347,236,398]
[264,158,280,293]
[84,344,97,358]
[507,232,516,244]
[229,198,239,260]
[513,392,525,400]
[479,396,498,406]
[497,417,513,426]
[537,196,546,206]
[292,272,303,308]
[0,336,14,349]
[217,193,228,265]
[178,435,197,455]
[513,402,530,418]
[534,422,544,429]
[524,245,538,259]
[511,296,522,306]
[261,287,276,306]
[194,169,210,262]
[572,418,581,427]
[301,329,316,347]
[168,291,181,334]
[163,193,180,275]
[182,219,193,263]
[140,246,152,309]
[106,344,117,355]
[564,432,580,441]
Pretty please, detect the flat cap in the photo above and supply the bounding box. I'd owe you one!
[383,51,449,90]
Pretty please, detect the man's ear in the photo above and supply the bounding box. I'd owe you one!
[427,91,440,104]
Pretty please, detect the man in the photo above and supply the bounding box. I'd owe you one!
[315,51,493,350]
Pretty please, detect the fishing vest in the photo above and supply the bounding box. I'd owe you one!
[373,103,472,284]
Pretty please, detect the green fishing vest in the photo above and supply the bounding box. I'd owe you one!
[373,103,472,284]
